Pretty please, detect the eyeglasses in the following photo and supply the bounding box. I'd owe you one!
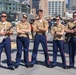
[1,15,7,18]
[23,16,27,19]
[56,19,60,21]
[73,15,76,17]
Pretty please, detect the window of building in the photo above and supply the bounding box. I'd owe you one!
[59,9,60,11]
[52,1,54,5]
[49,11,50,13]
[13,7,15,10]
[59,11,60,14]
[0,2,2,4]
[55,1,57,5]
[49,5,51,7]
[9,7,11,10]
[59,7,60,10]
[58,1,60,4]
[49,1,51,3]
[13,3,15,5]
[0,7,1,10]
[6,7,7,10]
[8,3,11,5]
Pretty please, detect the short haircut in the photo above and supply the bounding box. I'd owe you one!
[73,12,76,17]
[56,16,61,19]
[1,12,7,16]
[23,14,28,18]
[38,9,43,13]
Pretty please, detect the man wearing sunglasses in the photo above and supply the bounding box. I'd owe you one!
[15,14,31,69]
[66,12,76,68]
[0,12,14,70]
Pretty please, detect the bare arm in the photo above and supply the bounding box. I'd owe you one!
[32,21,41,33]
[37,25,48,32]
[33,27,40,32]
[66,29,74,33]
[51,27,58,36]
[0,28,9,36]
[38,20,48,32]
[21,24,31,33]
[0,31,6,36]
[65,22,74,33]
[16,26,25,34]
[56,26,65,36]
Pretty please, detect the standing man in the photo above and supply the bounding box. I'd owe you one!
[30,10,51,68]
[15,14,31,69]
[51,16,68,69]
[0,12,14,70]
[66,12,76,68]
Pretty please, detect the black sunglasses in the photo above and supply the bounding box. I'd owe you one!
[73,15,76,17]
[1,15,7,18]
[56,19,60,20]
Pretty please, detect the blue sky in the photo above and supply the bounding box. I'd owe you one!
[66,0,68,4]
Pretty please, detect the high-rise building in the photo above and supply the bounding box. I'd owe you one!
[39,0,48,17]
[6,0,9,1]
[29,0,32,13]
[19,0,29,4]
[68,0,70,10]
[32,0,40,14]
[48,0,66,17]
[68,0,76,10]
[0,0,21,13]
[9,0,20,2]
[32,0,48,17]
[0,0,7,12]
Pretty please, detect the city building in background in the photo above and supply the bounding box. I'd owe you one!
[29,0,32,13]
[0,0,21,13]
[68,0,71,10]
[9,0,20,3]
[32,0,40,15]
[48,0,66,17]
[6,1,21,13]
[8,0,30,3]
[65,0,76,19]
[21,3,30,14]
[0,0,6,12]
[39,0,48,17]
[32,0,48,17]
[68,0,76,10]
[20,0,29,4]
[0,0,31,21]
[0,0,69,21]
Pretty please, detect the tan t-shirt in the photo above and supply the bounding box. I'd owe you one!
[51,24,65,40]
[0,21,13,37]
[33,19,48,34]
[16,21,30,37]
[65,21,76,38]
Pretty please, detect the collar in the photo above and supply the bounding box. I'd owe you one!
[55,23,61,27]
[37,18,45,23]
[39,20,43,23]
[2,21,7,25]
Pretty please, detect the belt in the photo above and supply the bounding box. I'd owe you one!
[36,33,45,35]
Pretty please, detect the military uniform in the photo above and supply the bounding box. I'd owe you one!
[15,21,30,67]
[0,21,13,68]
[31,19,50,66]
[51,23,66,66]
[66,21,76,67]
